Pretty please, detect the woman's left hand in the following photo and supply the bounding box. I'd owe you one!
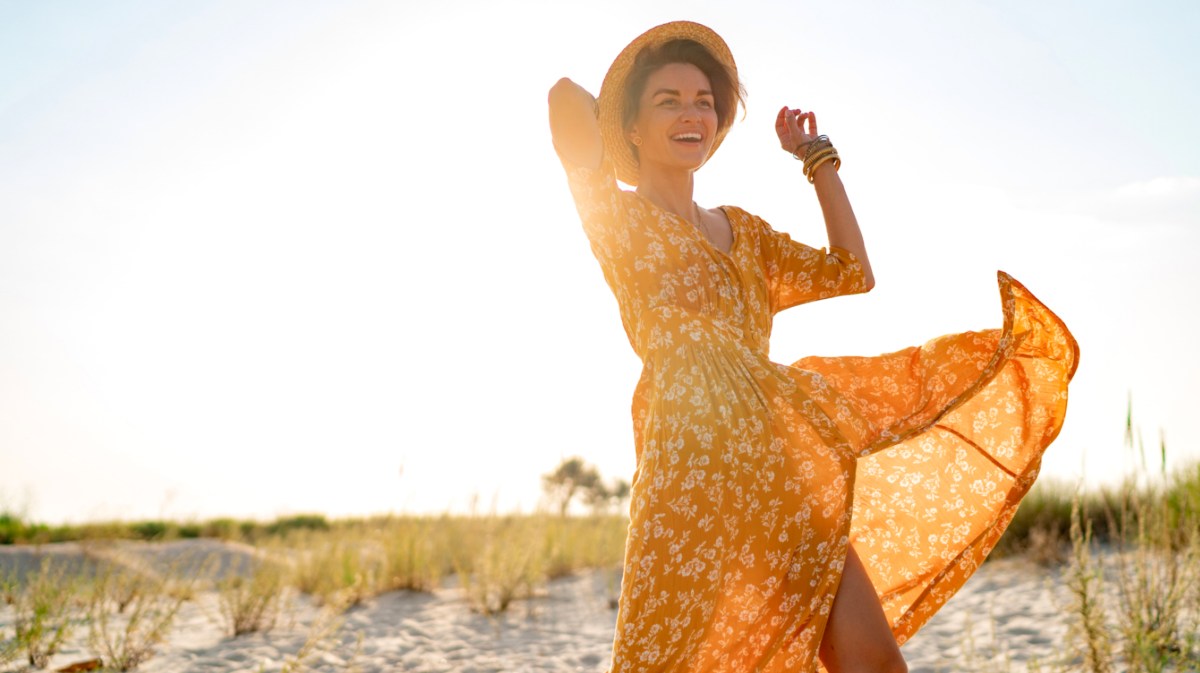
[775,106,818,157]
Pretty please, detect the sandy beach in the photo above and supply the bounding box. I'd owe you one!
[0,539,1102,672]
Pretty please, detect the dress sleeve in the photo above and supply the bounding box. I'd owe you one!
[555,145,630,269]
[752,213,869,314]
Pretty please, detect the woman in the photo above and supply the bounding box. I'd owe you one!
[548,20,1078,673]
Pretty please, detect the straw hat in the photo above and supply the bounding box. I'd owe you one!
[597,20,738,186]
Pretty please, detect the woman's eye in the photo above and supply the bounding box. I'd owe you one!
[699,100,713,108]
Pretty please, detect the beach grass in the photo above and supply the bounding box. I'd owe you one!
[263,508,627,616]
[275,605,354,673]
[1068,493,1115,673]
[217,552,288,637]
[3,469,1199,599]
[2,556,79,668]
[2,495,1198,671]
[4,440,1200,670]
[84,554,195,671]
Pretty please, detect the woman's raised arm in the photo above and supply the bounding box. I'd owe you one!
[810,159,874,290]
[548,78,603,170]
[776,106,875,291]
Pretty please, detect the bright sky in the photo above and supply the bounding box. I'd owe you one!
[2,1,1197,524]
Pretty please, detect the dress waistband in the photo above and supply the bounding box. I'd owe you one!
[634,306,760,357]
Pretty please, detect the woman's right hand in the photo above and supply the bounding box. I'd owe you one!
[775,106,819,156]
[548,78,603,169]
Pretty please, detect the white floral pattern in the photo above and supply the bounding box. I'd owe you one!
[560,156,1079,673]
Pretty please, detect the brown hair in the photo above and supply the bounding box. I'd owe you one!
[621,38,746,139]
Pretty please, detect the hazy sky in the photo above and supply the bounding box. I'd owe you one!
[2,1,1198,524]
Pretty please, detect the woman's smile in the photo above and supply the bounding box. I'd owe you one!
[671,131,704,145]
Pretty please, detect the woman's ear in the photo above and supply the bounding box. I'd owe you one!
[628,126,643,147]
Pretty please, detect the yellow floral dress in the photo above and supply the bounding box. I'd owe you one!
[559,154,1079,673]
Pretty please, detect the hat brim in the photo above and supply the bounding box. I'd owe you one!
[597,21,738,187]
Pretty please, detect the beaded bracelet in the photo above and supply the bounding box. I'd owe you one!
[790,138,819,160]
[805,136,831,161]
[794,134,831,162]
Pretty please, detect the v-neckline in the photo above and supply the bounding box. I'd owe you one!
[638,196,738,261]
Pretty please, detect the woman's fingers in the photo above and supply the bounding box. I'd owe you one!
[786,109,817,136]
[776,105,820,149]
[777,108,794,138]
[775,107,791,135]
[788,112,804,144]
[782,107,814,128]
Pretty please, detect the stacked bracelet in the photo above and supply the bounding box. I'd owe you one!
[805,150,840,183]
[791,134,841,183]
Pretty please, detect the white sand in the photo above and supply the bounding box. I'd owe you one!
[0,540,1155,672]
[902,556,1073,672]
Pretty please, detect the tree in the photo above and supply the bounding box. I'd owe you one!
[541,457,604,517]
[609,478,631,509]
[582,477,631,514]
[542,457,632,516]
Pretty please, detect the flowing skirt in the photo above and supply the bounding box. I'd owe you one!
[610,271,1079,673]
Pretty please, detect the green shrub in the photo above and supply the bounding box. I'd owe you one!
[128,521,172,541]
[266,515,330,538]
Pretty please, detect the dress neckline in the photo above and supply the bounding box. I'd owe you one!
[636,195,739,261]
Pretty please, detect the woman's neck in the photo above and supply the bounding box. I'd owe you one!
[635,166,698,224]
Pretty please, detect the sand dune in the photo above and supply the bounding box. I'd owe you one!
[0,540,1143,672]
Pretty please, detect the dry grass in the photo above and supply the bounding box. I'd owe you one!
[283,515,453,609]
[265,509,626,616]
[375,516,447,593]
[448,513,545,616]
[276,605,354,673]
[1060,481,1200,673]
[217,553,288,637]
[1,487,1196,670]
[84,556,196,671]
[3,556,80,668]
[1055,407,1200,673]
[993,479,1078,563]
[287,529,382,610]
[1107,482,1200,672]
[1067,494,1114,673]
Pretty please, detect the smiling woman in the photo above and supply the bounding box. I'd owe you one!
[626,62,732,251]
[549,18,1078,673]
[628,64,718,173]
[619,37,743,177]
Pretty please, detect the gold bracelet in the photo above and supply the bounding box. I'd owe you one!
[802,147,837,176]
[808,153,840,178]
[803,134,831,162]
[806,153,841,183]
[806,148,835,171]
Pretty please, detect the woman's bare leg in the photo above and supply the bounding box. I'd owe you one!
[817,543,907,673]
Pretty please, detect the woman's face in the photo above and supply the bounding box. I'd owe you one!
[628,62,718,177]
